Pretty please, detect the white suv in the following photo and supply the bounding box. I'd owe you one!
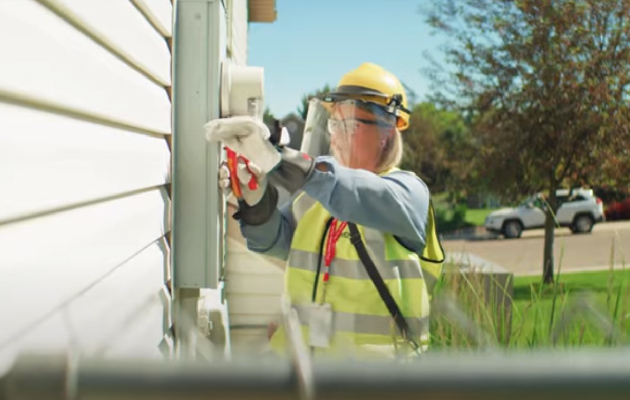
[484,188,605,239]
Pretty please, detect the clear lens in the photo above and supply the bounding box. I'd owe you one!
[301,98,397,171]
[327,118,395,136]
[327,118,360,136]
[301,98,332,157]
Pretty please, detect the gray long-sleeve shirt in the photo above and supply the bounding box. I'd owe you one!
[239,156,430,261]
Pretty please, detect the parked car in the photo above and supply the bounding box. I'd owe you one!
[484,188,605,239]
[605,198,630,221]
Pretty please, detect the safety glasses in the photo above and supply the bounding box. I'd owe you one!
[327,117,395,136]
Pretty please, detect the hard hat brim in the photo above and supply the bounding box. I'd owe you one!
[320,85,411,116]
[322,85,390,102]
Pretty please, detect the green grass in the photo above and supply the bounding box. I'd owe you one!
[432,193,498,232]
[464,208,496,226]
[510,270,630,348]
[430,268,630,351]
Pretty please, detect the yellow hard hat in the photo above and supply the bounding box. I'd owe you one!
[322,63,411,131]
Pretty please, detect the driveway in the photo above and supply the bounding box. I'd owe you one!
[442,221,630,276]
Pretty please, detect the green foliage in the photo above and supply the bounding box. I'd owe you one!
[464,208,496,226]
[433,201,497,233]
[401,102,476,194]
[263,107,276,126]
[426,0,630,282]
[427,0,630,199]
[431,266,630,350]
[297,84,332,121]
[434,200,474,233]
[401,81,419,108]
[433,204,452,233]
[451,203,468,227]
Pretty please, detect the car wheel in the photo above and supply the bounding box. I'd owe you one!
[573,215,594,234]
[502,220,523,239]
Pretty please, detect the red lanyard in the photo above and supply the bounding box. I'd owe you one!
[323,218,347,283]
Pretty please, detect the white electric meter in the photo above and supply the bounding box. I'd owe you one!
[220,60,265,119]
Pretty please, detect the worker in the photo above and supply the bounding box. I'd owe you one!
[217,63,445,360]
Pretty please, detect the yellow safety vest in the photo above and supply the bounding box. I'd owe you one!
[269,170,445,359]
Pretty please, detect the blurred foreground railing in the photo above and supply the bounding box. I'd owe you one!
[3,254,629,400]
[2,348,630,400]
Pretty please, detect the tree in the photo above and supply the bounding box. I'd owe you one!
[402,82,420,108]
[401,102,475,195]
[426,0,630,283]
[297,84,332,120]
[263,107,276,126]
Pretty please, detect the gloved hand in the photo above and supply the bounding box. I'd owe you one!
[218,157,266,206]
[205,116,282,174]
[218,156,279,226]
[268,147,317,195]
[205,115,316,196]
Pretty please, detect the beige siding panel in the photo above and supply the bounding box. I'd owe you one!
[225,230,284,352]
[44,0,172,85]
[227,294,281,318]
[225,248,286,275]
[0,188,170,358]
[0,103,170,223]
[226,272,284,296]
[0,0,171,134]
[131,0,174,37]
[229,314,280,327]
[230,329,271,356]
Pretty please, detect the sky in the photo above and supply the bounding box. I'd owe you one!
[247,0,448,119]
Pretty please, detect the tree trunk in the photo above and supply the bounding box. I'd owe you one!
[542,187,558,284]
[542,209,555,284]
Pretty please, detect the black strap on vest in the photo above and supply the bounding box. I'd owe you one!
[347,222,420,352]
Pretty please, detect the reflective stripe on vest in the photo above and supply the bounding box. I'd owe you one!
[292,304,429,337]
[270,173,445,357]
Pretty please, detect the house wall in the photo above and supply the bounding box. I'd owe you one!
[224,204,286,355]
[0,0,174,372]
[221,0,285,355]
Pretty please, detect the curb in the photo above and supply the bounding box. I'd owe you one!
[516,264,628,277]
[440,226,496,241]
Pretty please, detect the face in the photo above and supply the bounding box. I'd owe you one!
[328,102,395,171]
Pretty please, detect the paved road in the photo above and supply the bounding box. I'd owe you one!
[442,221,630,276]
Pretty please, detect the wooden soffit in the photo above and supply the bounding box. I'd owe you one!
[248,0,277,23]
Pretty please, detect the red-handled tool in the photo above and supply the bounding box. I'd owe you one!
[225,148,242,198]
[225,147,259,199]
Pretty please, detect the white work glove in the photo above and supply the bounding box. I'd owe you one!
[205,116,282,174]
[218,156,279,226]
[218,158,267,206]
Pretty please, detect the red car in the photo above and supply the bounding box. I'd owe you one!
[605,198,630,221]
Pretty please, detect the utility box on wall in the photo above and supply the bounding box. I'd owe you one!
[172,0,227,290]
[171,0,278,359]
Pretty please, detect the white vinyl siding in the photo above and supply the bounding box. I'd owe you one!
[0,0,173,372]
